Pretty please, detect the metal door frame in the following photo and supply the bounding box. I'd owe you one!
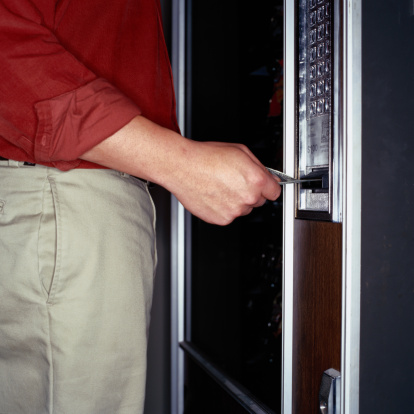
[340,1,362,413]
[282,0,296,412]
[282,1,362,413]
[170,1,186,413]
[170,0,361,412]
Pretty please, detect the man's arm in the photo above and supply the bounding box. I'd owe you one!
[80,115,281,225]
[0,1,141,170]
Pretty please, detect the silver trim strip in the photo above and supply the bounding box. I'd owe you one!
[172,0,185,131]
[170,197,185,414]
[341,1,362,413]
[332,0,343,222]
[180,341,276,414]
[282,0,295,413]
[185,210,192,341]
[171,0,186,413]
[184,0,193,345]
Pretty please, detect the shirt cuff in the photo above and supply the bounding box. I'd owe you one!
[34,78,141,170]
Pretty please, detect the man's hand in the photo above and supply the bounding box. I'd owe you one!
[166,140,281,225]
[80,116,281,225]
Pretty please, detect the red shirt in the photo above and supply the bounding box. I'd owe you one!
[0,0,179,170]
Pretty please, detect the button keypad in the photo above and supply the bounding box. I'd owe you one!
[307,0,332,119]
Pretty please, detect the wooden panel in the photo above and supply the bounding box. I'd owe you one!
[292,220,342,414]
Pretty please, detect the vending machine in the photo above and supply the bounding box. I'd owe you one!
[170,0,413,413]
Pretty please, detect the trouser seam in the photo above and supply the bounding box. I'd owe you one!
[46,176,62,306]
[46,304,54,414]
[37,177,48,299]
[39,174,55,413]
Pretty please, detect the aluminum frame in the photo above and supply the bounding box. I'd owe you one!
[340,1,361,413]
[282,0,296,412]
[170,0,186,413]
[172,0,361,412]
[283,0,361,413]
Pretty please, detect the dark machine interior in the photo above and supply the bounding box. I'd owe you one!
[184,1,284,412]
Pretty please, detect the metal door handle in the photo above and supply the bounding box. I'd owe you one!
[319,368,341,414]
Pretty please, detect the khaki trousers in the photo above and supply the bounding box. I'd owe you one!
[0,161,157,414]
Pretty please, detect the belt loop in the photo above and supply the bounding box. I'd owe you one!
[7,160,21,168]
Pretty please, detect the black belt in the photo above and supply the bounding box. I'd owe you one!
[0,156,35,165]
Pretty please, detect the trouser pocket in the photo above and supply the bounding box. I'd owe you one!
[38,177,60,301]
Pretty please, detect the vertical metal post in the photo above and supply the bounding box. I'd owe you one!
[282,0,295,413]
[170,196,185,414]
[341,1,362,413]
[171,0,186,413]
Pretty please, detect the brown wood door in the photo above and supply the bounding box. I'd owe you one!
[292,220,342,414]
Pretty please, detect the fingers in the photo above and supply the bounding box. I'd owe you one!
[232,143,282,202]
[258,167,281,201]
[268,181,282,201]
[249,194,268,208]
[239,207,254,217]
[231,150,281,207]
[170,140,282,225]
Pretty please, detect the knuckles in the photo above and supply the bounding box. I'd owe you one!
[218,204,254,226]
[241,191,262,207]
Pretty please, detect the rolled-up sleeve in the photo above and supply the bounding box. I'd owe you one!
[0,0,141,170]
[34,78,141,166]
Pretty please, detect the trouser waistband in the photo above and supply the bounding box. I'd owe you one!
[0,157,151,186]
